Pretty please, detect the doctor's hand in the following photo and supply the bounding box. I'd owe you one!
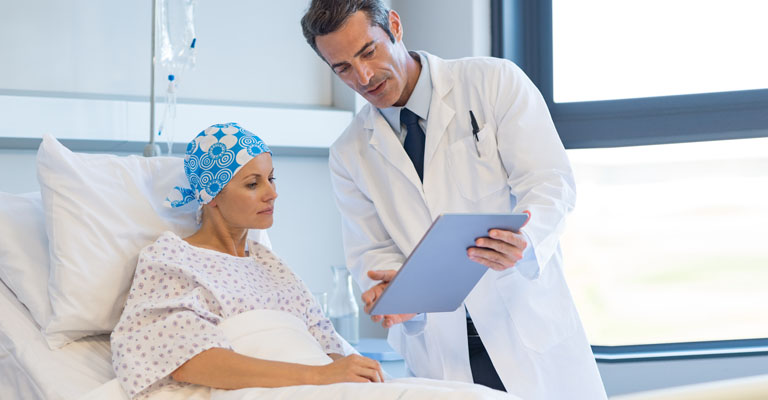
[467,210,531,271]
[362,270,417,328]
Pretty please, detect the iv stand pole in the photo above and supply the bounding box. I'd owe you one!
[144,0,162,157]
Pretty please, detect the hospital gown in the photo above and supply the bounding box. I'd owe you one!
[111,231,342,399]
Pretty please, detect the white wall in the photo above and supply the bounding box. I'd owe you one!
[0,0,330,106]
[0,150,38,193]
[392,0,491,59]
[0,1,354,147]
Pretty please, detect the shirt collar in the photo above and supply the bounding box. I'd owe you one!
[379,51,433,134]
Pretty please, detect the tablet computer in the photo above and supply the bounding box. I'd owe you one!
[369,213,529,316]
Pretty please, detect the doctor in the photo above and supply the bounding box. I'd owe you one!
[301,1,606,398]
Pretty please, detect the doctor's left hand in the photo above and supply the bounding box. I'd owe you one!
[467,210,531,271]
[362,270,417,328]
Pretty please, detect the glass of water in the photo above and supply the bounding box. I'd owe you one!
[327,265,360,345]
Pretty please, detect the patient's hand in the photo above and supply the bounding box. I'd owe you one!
[362,270,417,328]
[314,354,384,383]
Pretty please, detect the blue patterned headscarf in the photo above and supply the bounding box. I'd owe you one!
[164,122,271,215]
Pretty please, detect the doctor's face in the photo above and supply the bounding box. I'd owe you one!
[315,10,413,108]
[213,153,277,230]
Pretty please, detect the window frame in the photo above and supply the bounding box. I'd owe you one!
[491,0,768,149]
[592,338,768,363]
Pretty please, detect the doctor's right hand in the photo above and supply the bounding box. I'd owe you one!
[362,270,416,328]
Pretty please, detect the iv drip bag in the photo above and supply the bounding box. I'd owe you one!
[158,0,197,73]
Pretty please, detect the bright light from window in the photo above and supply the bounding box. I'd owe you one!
[553,0,768,102]
[562,137,768,345]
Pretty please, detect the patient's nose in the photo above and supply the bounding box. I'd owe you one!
[263,183,277,201]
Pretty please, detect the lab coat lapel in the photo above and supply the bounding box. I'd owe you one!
[365,106,424,191]
[423,54,455,173]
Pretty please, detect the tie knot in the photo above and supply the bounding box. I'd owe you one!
[400,108,420,126]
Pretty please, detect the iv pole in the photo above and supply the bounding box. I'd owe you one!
[144,0,162,157]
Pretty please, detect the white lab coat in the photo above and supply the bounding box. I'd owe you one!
[329,53,606,400]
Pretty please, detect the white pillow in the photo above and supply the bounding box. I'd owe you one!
[36,135,270,348]
[0,192,52,328]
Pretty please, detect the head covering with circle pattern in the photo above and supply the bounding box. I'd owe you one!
[164,122,271,221]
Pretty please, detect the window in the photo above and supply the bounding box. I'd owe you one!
[552,0,768,103]
[562,138,768,346]
[492,0,768,149]
[492,0,768,347]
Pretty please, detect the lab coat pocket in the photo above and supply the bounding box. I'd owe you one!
[448,127,507,202]
[495,271,577,353]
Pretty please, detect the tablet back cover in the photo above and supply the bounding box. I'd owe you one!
[370,213,528,315]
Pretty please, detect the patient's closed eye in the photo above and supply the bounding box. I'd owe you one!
[247,177,275,188]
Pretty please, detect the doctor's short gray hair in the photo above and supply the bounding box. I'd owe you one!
[301,0,395,59]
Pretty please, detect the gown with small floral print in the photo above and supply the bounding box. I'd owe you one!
[111,231,343,399]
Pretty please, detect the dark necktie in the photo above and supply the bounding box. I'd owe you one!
[401,107,426,181]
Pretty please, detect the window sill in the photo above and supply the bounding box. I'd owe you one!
[593,338,768,363]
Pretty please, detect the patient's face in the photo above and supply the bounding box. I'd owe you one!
[315,10,412,108]
[214,153,277,230]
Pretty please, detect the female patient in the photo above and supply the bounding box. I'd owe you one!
[111,123,513,400]
[111,123,382,398]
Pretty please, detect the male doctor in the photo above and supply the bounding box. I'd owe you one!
[301,1,606,398]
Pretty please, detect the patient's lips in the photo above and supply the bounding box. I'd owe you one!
[257,207,274,215]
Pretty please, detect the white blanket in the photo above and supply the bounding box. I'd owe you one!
[82,310,516,400]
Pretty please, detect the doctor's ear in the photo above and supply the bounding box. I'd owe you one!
[388,10,403,42]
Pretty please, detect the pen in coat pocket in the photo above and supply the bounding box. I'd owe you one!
[469,110,481,157]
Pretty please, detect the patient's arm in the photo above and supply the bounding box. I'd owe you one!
[171,348,384,389]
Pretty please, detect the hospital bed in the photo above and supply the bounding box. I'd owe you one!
[0,279,114,399]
